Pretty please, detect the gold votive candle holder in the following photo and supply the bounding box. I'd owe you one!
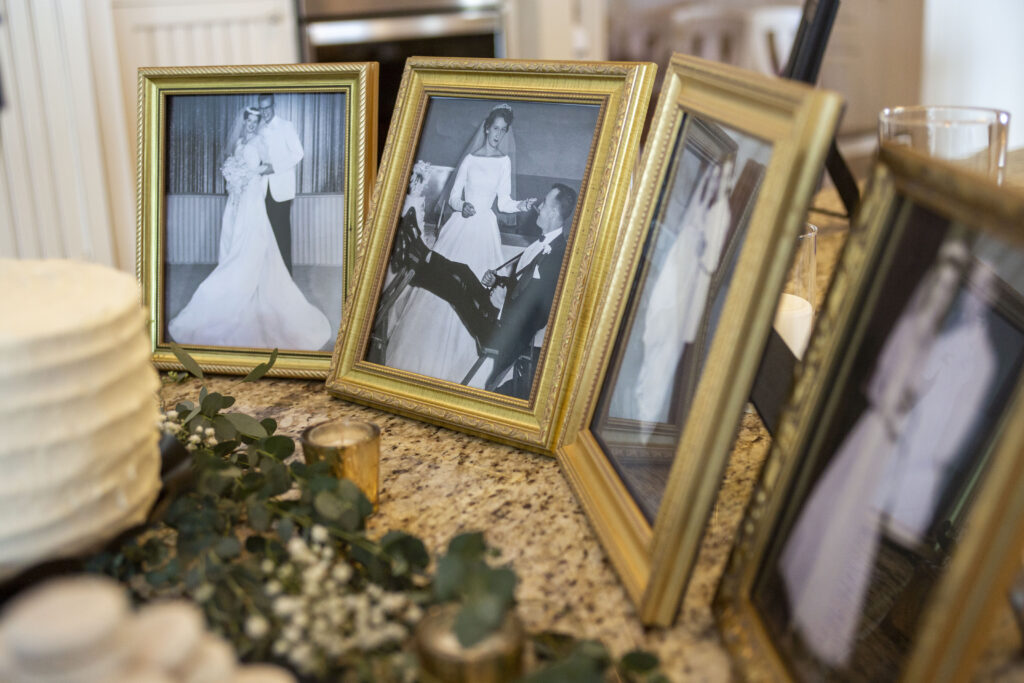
[300,419,380,509]
[415,604,524,683]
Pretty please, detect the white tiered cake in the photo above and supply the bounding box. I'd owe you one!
[0,260,161,578]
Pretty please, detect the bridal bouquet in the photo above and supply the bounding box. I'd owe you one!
[222,153,256,196]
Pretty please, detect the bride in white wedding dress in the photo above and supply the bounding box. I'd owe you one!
[168,106,331,351]
[384,103,535,383]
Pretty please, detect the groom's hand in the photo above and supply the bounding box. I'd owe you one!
[260,163,275,175]
[482,269,498,288]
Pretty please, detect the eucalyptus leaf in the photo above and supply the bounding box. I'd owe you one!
[260,435,294,460]
[517,651,606,683]
[313,490,345,520]
[200,392,235,417]
[454,594,505,647]
[213,415,239,442]
[225,413,268,439]
[337,479,373,525]
[433,553,465,602]
[448,532,487,561]
[619,650,659,674]
[170,343,204,379]
[484,566,516,607]
[260,417,277,436]
[214,536,242,560]
[277,517,294,542]
[247,499,271,532]
[242,348,279,382]
[380,531,429,575]
[260,457,291,498]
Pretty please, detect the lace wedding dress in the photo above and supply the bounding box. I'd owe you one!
[168,136,331,351]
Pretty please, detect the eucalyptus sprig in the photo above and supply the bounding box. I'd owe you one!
[88,347,430,680]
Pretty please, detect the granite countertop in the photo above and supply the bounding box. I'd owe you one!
[157,190,1024,681]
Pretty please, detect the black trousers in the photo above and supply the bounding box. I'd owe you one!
[266,188,293,274]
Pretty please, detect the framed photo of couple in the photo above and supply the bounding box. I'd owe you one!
[555,54,843,625]
[138,63,377,378]
[327,56,656,453]
[715,146,1024,682]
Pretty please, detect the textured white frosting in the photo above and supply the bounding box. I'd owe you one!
[0,260,161,578]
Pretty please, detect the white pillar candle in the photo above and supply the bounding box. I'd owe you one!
[774,293,814,359]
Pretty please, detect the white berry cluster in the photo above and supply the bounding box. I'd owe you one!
[249,527,424,678]
[158,410,218,452]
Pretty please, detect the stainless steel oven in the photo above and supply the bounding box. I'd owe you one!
[298,0,506,155]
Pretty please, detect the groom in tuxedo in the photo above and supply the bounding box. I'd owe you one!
[394,183,577,398]
[258,93,304,274]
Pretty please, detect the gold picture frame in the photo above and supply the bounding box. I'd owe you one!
[138,63,377,378]
[326,57,655,453]
[556,54,843,625]
[715,144,1024,682]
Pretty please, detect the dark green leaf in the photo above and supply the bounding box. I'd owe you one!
[213,415,239,442]
[349,543,385,583]
[448,532,487,561]
[241,349,279,382]
[619,650,659,674]
[517,651,606,683]
[212,439,239,458]
[260,435,294,460]
[337,479,373,527]
[224,413,268,439]
[313,490,346,520]
[200,392,235,417]
[380,531,430,575]
[240,471,266,492]
[184,566,203,591]
[260,418,277,436]
[247,499,271,532]
[170,343,204,379]
[454,594,506,647]
[277,518,294,542]
[309,474,340,493]
[484,566,517,606]
[289,461,310,479]
[260,457,291,498]
[214,536,242,560]
[144,557,181,587]
[433,553,466,602]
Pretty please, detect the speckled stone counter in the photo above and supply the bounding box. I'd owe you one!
[157,188,1024,681]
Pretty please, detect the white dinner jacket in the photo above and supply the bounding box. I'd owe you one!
[260,116,304,202]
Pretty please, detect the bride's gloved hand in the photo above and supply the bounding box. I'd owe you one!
[461,202,476,218]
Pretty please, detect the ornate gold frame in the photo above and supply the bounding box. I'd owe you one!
[326,57,655,453]
[714,144,1024,681]
[137,63,377,378]
[556,54,843,625]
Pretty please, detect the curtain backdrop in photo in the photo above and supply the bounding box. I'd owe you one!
[166,92,345,195]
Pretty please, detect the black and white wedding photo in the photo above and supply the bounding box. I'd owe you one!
[591,115,772,521]
[366,96,602,399]
[162,91,347,353]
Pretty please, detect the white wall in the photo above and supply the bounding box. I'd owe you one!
[922,0,1024,148]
